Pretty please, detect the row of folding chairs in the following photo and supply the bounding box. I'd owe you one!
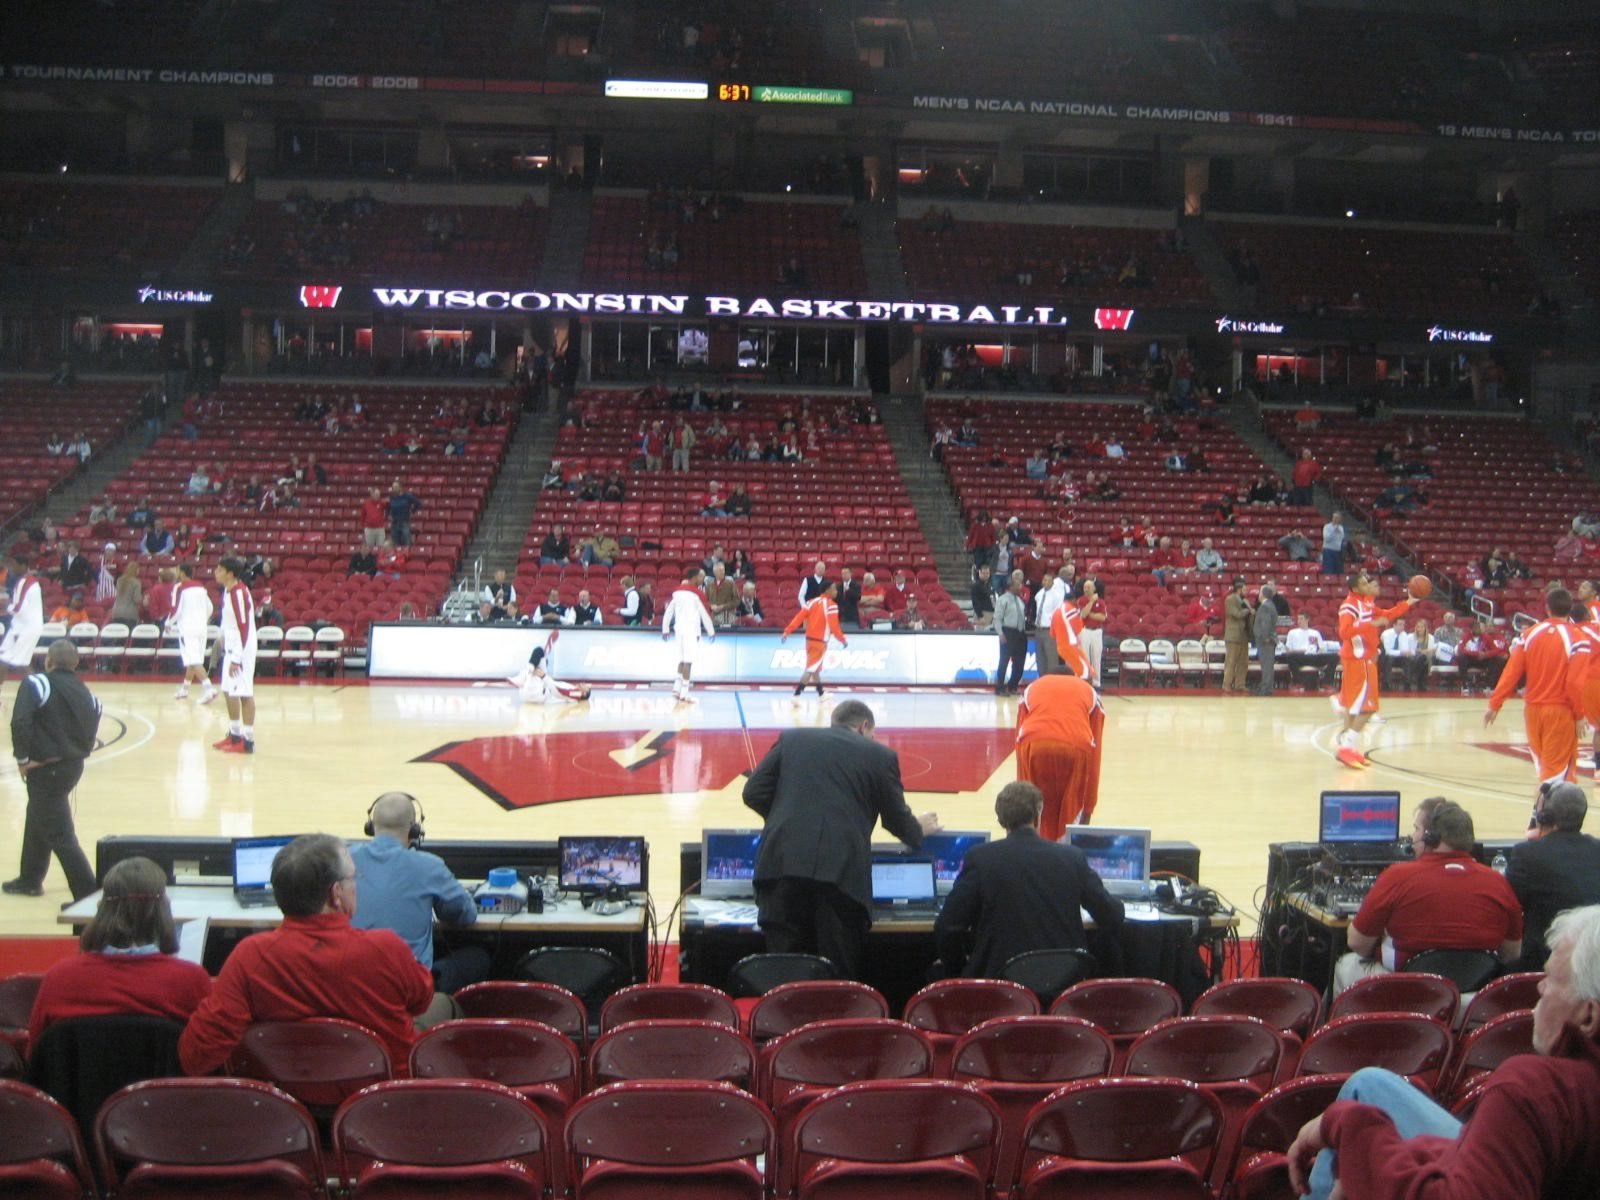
[35,622,347,676]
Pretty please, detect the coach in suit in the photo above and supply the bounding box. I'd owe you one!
[1507,783,1600,970]
[743,699,940,979]
[935,781,1125,978]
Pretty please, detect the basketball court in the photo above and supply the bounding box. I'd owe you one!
[0,678,1556,940]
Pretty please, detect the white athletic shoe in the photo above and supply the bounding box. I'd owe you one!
[199,689,219,706]
[174,687,189,700]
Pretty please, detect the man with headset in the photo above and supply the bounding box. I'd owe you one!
[350,792,489,994]
[1332,796,1523,995]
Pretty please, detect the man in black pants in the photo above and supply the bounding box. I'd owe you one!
[742,700,940,978]
[4,639,101,901]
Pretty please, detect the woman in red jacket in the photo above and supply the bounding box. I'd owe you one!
[28,856,211,1046]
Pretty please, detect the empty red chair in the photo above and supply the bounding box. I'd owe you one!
[334,1078,552,1199]
[0,974,42,1056]
[455,981,589,1046]
[1225,1074,1349,1200]
[588,1019,756,1090]
[903,980,1040,1075]
[95,1077,324,1199]
[748,981,889,1043]
[951,1015,1113,1193]
[1012,1076,1224,1199]
[1193,976,1322,1079]
[1295,1014,1454,1095]
[566,1080,773,1200]
[1443,1010,1535,1105]
[788,1079,1002,1200]
[1460,972,1542,1033]
[0,1080,96,1200]
[600,983,740,1034]
[229,1017,392,1115]
[1330,972,1460,1026]
[1049,977,1182,1069]
[761,1018,934,1153]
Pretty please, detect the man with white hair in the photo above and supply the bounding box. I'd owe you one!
[1289,903,1600,1199]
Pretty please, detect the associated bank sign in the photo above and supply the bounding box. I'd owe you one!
[343,284,1077,327]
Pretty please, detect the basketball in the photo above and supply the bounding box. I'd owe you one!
[1408,574,1433,600]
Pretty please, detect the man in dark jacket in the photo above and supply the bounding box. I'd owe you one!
[743,700,939,978]
[1508,783,1600,970]
[4,639,101,900]
[935,781,1124,977]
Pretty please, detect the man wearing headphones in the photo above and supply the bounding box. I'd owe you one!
[1507,782,1600,970]
[350,792,490,994]
[1332,797,1523,994]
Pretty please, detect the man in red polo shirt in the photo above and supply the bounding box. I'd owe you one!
[1331,797,1522,994]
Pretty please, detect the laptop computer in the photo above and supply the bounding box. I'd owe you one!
[1319,790,1405,862]
[1064,827,1154,899]
[701,828,761,899]
[231,835,294,908]
[870,855,940,913]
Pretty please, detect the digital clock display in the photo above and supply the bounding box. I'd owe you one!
[717,82,752,102]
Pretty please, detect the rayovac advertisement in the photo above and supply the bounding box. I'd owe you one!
[368,624,1037,685]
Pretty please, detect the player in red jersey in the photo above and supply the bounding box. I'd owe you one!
[1333,571,1417,768]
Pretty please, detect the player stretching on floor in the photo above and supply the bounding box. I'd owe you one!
[782,579,846,697]
[1486,586,1587,823]
[168,562,216,704]
[1333,570,1417,768]
[662,567,714,702]
[512,644,591,704]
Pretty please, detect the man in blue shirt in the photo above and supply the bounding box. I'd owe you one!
[350,792,489,993]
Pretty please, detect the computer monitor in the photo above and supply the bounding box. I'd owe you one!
[919,830,990,894]
[231,835,295,890]
[700,828,761,899]
[1064,827,1152,897]
[1319,790,1403,844]
[557,835,648,893]
[870,856,937,905]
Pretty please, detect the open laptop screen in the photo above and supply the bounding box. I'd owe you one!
[232,835,294,890]
[701,828,761,899]
[870,857,937,904]
[1064,827,1152,894]
[1320,790,1402,844]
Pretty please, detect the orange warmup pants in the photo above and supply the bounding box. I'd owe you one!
[1017,738,1102,840]
[1525,702,1579,786]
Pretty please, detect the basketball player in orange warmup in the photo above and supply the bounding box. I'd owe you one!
[1049,590,1092,683]
[782,579,846,697]
[1015,672,1104,839]
[1572,580,1600,775]
[1334,570,1420,768]
[1485,586,1588,819]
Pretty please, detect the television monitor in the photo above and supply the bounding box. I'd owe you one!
[918,830,990,893]
[700,828,761,899]
[1319,790,1403,844]
[869,856,937,905]
[1064,827,1153,897]
[557,835,648,893]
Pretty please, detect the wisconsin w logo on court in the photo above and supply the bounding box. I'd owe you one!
[415,728,1016,811]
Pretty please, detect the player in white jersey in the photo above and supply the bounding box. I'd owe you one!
[213,557,258,753]
[511,644,591,704]
[0,557,45,706]
[167,562,217,703]
[662,567,715,702]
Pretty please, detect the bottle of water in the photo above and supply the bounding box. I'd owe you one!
[1491,852,1508,875]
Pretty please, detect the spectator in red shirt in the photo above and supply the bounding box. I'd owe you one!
[360,487,388,547]
[1183,592,1221,638]
[29,856,211,1045]
[884,570,913,613]
[1458,619,1512,691]
[1290,448,1323,506]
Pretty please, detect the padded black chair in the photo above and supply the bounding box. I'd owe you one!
[515,947,632,1030]
[1402,949,1502,994]
[26,1015,184,1136]
[1000,949,1098,1008]
[726,953,836,998]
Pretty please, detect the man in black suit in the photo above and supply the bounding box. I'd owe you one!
[1507,783,1600,970]
[743,699,939,978]
[57,541,91,590]
[836,566,862,630]
[934,781,1125,978]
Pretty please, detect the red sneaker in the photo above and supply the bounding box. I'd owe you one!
[219,738,254,754]
[213,734,241,750]
[1335,746,1369,769]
